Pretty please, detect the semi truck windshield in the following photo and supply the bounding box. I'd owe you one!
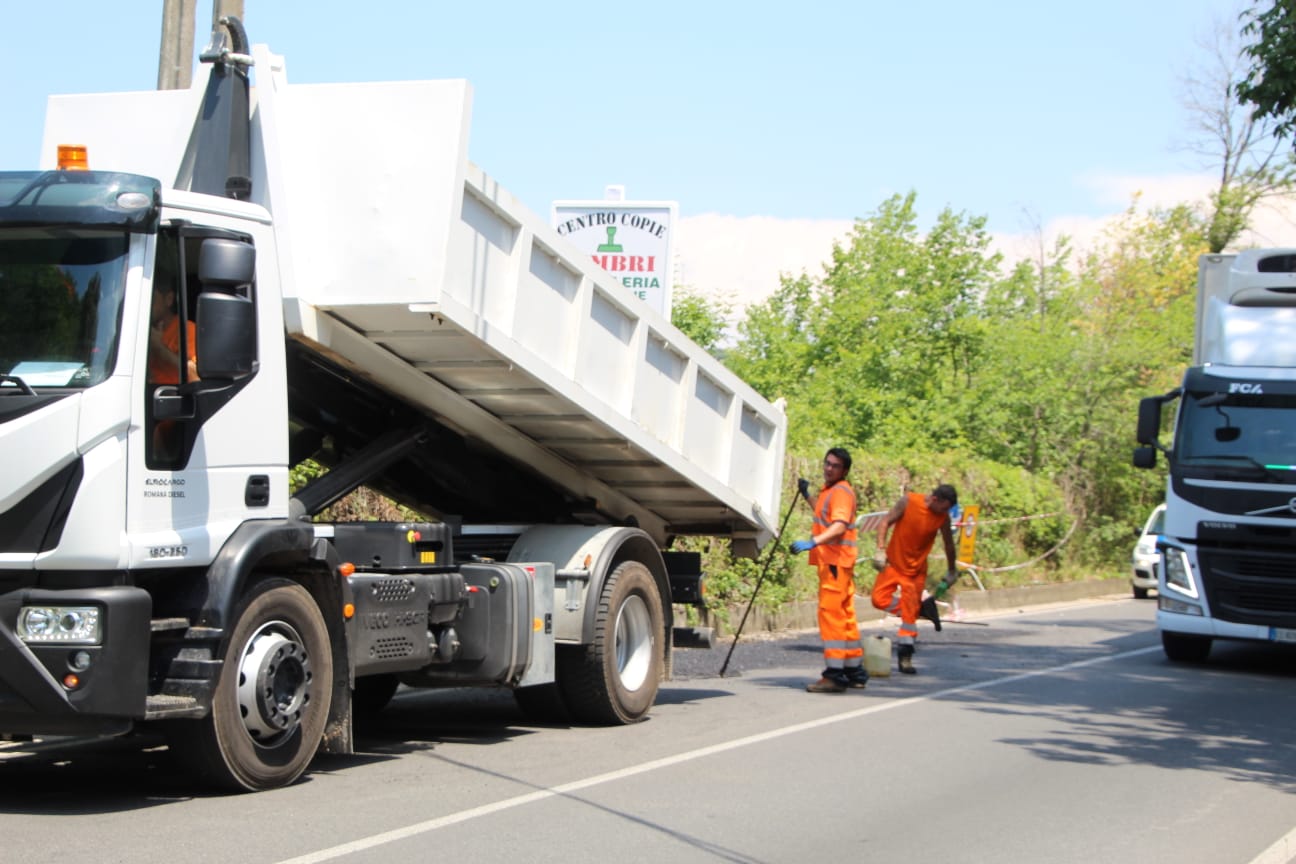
[1177,390,1296,475]
[0,231,129,389]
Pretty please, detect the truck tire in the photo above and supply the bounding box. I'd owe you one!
[558,560,663,725]
[1162,630,1212,663]
[168,579,332,791]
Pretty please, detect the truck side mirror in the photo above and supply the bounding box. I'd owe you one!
[198,237,255,286]
[195,237,257,381]
[196,293,257,380]
[1132,446,1157,469]
[1135,397,1162,446]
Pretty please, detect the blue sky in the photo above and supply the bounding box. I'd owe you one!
[0,1,1250,305]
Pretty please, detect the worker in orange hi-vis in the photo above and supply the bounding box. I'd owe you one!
[870,485,961,674]
[789,448,868,693]
[147,280,198,385]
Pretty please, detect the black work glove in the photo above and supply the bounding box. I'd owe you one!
[797,477,811,499]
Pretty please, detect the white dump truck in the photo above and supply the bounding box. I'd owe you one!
[1134,250,1296,662]
[0,19,785,790]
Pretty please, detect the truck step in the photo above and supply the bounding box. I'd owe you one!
[144,694,204,719]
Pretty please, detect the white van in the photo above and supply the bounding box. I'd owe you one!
[1131,504,1166,599]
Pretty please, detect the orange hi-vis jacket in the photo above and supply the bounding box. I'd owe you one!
[148,315,196,385]
[885,491,948,578]
[810,480,857,568]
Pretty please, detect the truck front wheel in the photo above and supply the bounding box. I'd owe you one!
[168,579,332,791]
[559,560,663,725]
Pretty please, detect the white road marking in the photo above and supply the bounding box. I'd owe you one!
[1249,823,1296,864]
[274,645,1163,864]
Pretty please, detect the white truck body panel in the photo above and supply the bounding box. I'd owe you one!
[1195,251,1296,367]
[40,46,785,546]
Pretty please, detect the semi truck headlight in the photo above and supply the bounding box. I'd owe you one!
[1161,546,1199,599]
[17,606,102,644]
[1159,595,1204,616]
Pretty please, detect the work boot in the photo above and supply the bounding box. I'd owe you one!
[897,644,916,675]
[845,669,869,689]
[920,595,942,632]
[806,676,847,693]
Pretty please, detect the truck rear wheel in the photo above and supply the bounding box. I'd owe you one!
[1162,630,1212,663]
[559,560,663,725]
[169,579,332,791]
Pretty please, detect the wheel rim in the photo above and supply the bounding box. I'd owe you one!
[614,594,654,691]
[235,620,314,746]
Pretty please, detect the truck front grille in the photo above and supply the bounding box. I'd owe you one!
[1200,547,1296,627]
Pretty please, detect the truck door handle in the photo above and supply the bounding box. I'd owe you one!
[245,474,270,507]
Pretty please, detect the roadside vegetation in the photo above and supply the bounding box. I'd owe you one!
[673,1,1296,618]
[670,199,1199,621]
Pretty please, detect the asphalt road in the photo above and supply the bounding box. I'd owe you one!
[2,596,1295,864]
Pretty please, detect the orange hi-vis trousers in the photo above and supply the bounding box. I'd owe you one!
[817,562,864,674]
[871,564,922,646]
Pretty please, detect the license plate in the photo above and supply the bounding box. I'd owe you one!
[1270,627,1296,643]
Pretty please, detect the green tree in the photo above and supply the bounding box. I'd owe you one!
[670,285,731,356]
[964,234,1078,474]
[1027,203,1202,563]
[1237,0,1296,143]
[725,192,1001,456]
[808,193,1000,454]
[1183,7,1296,251]
[724,274,820,445]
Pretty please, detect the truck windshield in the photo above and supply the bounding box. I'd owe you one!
[1176,390,1296,477]
[0,230,129,390]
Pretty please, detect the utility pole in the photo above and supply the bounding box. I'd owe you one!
[212,1,246,30]
[158,1,247,91]
[157,0,197,90]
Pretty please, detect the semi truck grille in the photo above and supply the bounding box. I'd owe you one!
[1200,547,1296,627]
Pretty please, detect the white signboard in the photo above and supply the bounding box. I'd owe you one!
[553,197,677,318]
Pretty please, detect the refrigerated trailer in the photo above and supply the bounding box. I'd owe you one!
[0,19,786,790]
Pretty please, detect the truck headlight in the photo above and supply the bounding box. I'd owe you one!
[17,606,102,644]
[1161,546,1199,599]
[1158,595,1204,616]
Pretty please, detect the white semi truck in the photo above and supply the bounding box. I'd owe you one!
[0,20,786,790]
[1134,249,1296,662]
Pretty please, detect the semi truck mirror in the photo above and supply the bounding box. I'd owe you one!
[1211,401,1240,441]
[1132,446,1157,469]
[198,238,255,287]
[196,292,257,380]
[1136,397,1163,446]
